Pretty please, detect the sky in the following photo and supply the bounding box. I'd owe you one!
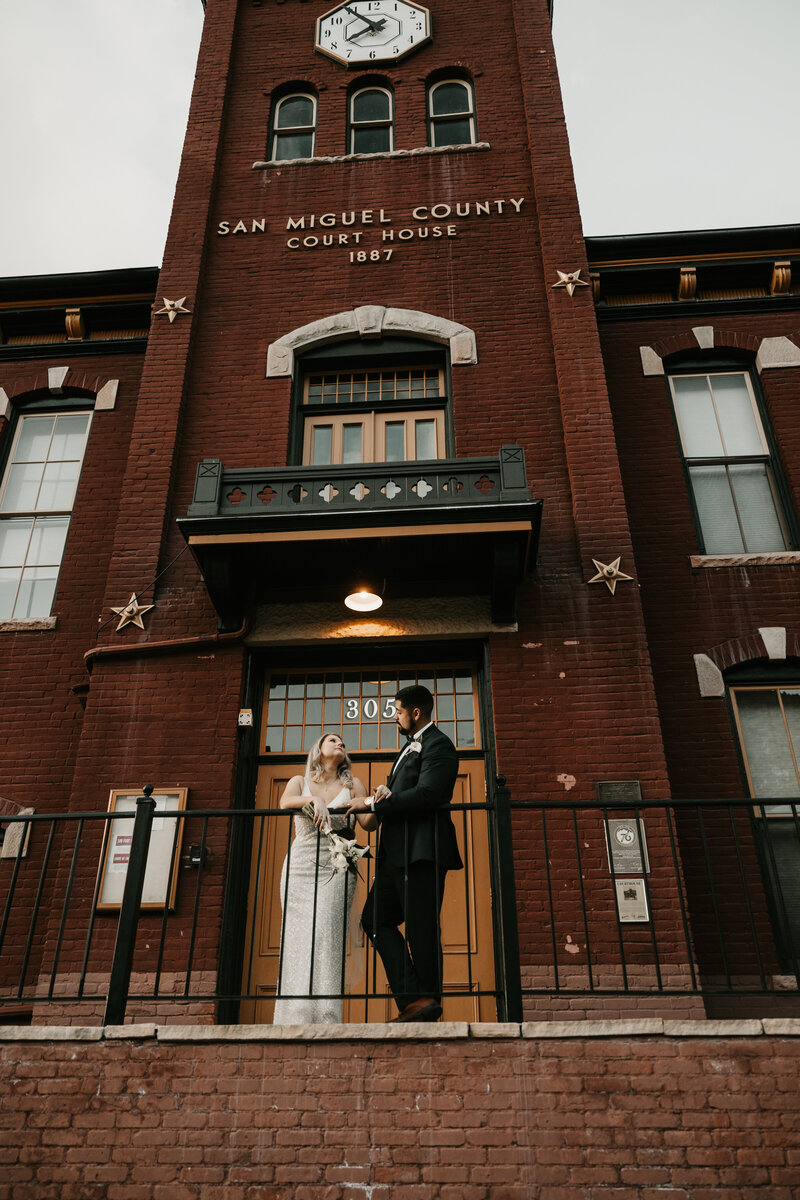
[0,0,797,278]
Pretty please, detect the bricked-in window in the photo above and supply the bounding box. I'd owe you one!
[349,86,394,154]
[263,666,479,754]
[669,371,791,554]
[271,93,317,160]
[301,365,447,465]
[428,78,476,147]
[0,410,91,619]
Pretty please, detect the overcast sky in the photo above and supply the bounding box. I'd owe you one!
[1,0,797,278]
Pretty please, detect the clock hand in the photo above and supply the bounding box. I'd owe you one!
[344,6,386,35]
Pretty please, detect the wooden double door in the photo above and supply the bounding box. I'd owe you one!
[240,758,495,1023]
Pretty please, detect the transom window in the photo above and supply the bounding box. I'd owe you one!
[349,87,394,154]
[272,93,317,161]
[263,667,479,754]
[0,411,91,619]
[305,368,443,405]
[428,79,476,147]
[669,371,790,554]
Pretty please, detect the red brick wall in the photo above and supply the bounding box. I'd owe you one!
[598,314,800,799]
[2,1029,800,1198]
[0,352,146,813]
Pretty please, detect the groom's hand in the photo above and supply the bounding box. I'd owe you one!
[344,796,373,815]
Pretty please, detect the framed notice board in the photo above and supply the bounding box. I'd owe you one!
[97,788,187,910]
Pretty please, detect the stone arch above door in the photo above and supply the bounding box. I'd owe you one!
[266,305,478,377]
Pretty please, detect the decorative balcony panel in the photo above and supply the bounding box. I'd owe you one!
[179,446,541,630]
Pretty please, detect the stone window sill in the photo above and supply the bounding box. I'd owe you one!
[0,616,57,631]
[253,142,490,169]
[690,552,800,568]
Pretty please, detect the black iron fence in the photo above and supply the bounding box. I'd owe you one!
[1,793,799,1025]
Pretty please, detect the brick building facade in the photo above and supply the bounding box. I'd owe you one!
[1,1,800,1194]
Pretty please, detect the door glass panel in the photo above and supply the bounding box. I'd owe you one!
[415,419,436,460]
[341,424,363,464]
[384,422,405,462]
[311,425,333,465]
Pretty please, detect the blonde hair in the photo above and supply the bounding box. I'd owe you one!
[306,732,354,788]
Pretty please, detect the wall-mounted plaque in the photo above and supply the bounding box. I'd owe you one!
[604,817,650,875]
[614,877,650,922]
[97,788,187,910]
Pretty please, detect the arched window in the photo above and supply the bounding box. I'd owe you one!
[428,78,476,147]
[667,364,794,553]
[271,92,317,161]
[0,400,92,619]
[349,86,393,154]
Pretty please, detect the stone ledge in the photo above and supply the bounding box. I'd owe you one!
[103,1023,157,1040]
[253,142,491,169]
[522,1019,664,1039]
[0,617,57,632]
[157,1021,470,1041]
[690,551,800,568]
[0,1025,103,1041]
[762,1019,800,1035]
[662,1019,763,1037]
[470,1022,522,1038]
[0,1018,792,1042]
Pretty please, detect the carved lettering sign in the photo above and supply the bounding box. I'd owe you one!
[216,197,528,261]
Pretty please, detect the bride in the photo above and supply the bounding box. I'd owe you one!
[272,732,375,1024]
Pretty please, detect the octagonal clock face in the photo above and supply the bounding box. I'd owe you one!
[315,1,432,67]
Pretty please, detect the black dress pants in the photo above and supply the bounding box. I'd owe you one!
[362,857,449,1011]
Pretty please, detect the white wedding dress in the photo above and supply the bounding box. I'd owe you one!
[272,778,358,1025]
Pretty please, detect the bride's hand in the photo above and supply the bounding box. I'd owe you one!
[311,798,330,832]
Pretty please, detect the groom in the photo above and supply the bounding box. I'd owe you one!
[347,684,463,1022]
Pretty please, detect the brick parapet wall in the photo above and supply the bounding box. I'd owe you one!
[2,1021,800,1199]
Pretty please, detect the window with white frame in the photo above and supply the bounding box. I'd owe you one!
[668,371,791,554]
[427,79,476,147]
[271,93,317,161]
[349,87,393,154]
[0,410,92,619]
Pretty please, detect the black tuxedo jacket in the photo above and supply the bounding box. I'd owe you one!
[375,724,463,871]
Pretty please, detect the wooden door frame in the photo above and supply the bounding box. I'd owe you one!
[215,639,508,1024]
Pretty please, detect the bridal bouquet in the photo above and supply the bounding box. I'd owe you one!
[302,803,371,877]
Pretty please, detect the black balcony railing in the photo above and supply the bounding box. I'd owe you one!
[185,445,534,524]
[1,795,799,1026]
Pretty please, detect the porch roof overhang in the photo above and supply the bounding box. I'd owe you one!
[178,446,541,632]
